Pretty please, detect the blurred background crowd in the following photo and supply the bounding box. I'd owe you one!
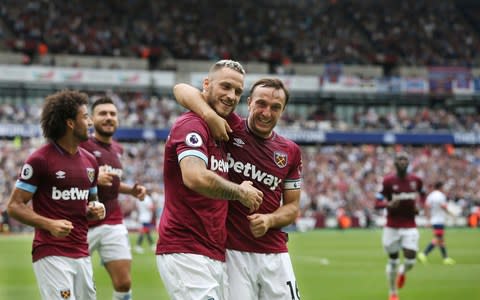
[1,0,480,232]
[1,137,479,233]
[0,0,479,70]
[2,92,480,132]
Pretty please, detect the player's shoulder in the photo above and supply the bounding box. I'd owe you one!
[79,146,98,163]
[272,132,300,150]
[176,111,204,124]
[407,173,423,182]
[111,139,124,153]
[26,143,52,162]
[79,136,96,151]
[171,112,208,134]
[226,111,243,129]
[383,172,397,182]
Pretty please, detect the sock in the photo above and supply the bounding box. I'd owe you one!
[440,246,448,258]
[424,243,435,255]
[403,258,416,273]
[113,290,132,300]
[386,258,399,294]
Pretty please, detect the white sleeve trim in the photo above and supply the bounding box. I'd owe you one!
[178,149,208,165]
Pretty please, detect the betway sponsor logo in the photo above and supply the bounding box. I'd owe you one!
[52,186,89,200]
[210,156,229,173]
[100,165,123,178]
[227,153,281,191]
[392,192,417,201]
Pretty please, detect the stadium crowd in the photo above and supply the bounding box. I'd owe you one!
[1,0,479,68]
[1,138,478,233]
[2,93,480,132]
[1,0,480,234]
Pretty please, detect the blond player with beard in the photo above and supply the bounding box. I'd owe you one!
[174,78,303,300]
[156,60,263,300]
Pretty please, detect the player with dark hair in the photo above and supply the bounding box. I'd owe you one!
[81,96,147,300]
[7,89,105,300]
[156,60,264,300]
[174,77,303,300]
[417,181,456,265]
[376,151,425,300]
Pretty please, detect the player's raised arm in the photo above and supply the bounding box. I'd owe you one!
[180,155,263,212]
[173,83,231,141]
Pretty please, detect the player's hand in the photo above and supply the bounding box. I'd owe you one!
[204,111,232,141]
[388,199,400,209]
[87,201,106,220]
[247,213,272,238]
[131,183,147,200]
[238,181,263,213]
[48,219,74,238]
[98,165,115,186]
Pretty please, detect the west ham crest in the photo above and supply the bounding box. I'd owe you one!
[274,151,288,168]
[86,168,95,183]
[60,289,71,299]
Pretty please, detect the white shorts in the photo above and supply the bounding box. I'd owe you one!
[156,253,227,300]
[32,256,96,300]
[382,227,419,254]
[226,249,300,300]
[88,224,131,263]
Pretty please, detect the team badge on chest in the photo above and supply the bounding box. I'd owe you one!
[86,168,95,183]
[274,151,288,168]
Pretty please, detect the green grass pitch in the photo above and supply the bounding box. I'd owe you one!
[0,228,478,299]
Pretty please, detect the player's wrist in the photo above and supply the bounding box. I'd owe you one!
[202,110,213,123]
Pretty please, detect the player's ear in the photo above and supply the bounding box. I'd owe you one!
[247,97,253,107]
[202,77,209,93]
[66,118,75,130]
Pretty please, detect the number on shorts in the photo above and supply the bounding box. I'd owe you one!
[286,280,300,299]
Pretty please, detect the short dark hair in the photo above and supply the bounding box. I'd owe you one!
[249,78,290,107]
[434,181,443,189]
[92,97,115,113]
[395,151,409,161]
[40,89,89,140]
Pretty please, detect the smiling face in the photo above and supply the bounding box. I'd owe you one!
[203,67,244,118]
[92,102,118,138]
[247,85,287,139]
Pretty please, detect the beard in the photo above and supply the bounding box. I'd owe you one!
[94,124,115,138]
[73,128,89,142]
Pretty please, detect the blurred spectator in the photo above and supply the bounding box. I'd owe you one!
[2,0,478,67]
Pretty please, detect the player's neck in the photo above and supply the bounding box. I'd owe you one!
[55,137,79,155]
[94,132,112,144]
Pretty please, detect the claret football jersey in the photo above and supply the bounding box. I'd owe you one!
[157,112,229,261]
[225,112,302,253]
[81,137,124,226]
[381,173,423,228]
[15,142,98,262]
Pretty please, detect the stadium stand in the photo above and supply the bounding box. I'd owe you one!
[0,0,480,232]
